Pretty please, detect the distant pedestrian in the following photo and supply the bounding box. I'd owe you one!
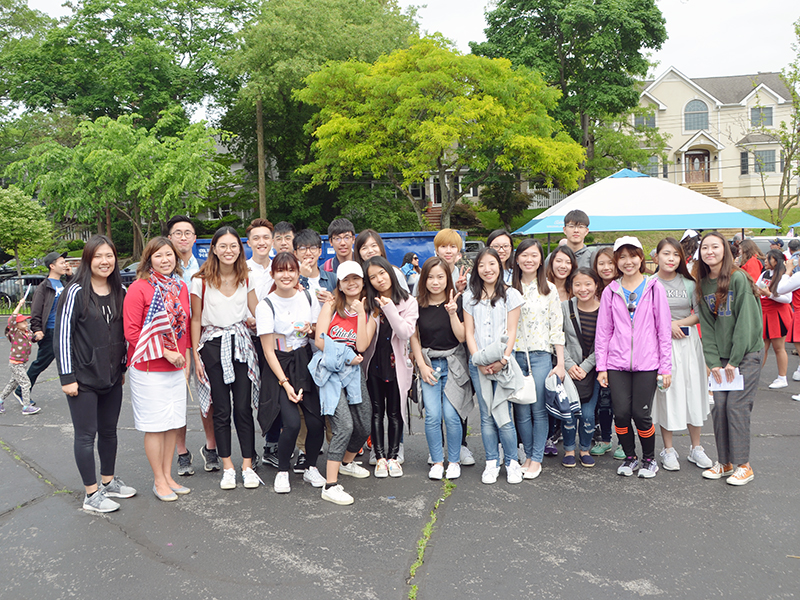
[2,298,40,415]
[755,249,792,390]
[738,239,765,282]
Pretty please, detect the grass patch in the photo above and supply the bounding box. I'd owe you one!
[407,479,457,599]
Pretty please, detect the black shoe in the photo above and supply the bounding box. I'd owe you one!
[177,451,194,476]
[200,445,221,472]
[261,446,279,469]
[293,452,308,474]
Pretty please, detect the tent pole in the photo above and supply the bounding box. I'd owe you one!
[547,234,551,254]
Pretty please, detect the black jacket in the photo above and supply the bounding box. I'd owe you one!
[54,284,127,392]
[30,278,61,334]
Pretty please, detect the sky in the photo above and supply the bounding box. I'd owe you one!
[29,0,798,78]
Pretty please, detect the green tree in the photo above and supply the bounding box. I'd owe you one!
[0,187,52,295]
[479,177,534,231]
[296,37,585,229]
[472,0,667,184]
[8,109,224,259]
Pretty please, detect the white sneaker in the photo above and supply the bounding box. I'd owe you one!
[321,484,354,505]
[428,464,444,480]
[792,367,800,381]
[273,471,291,493]
[688,445,713,469]
[243,467,263,489]
[792,393,800,402]
[481,459,500,484]
[445,462,461,480]
[387,458,403,477]
[460,445,475,466]
[83,490,120,513]
[506,460,523,484]
[660,447,680,471]
[374,458,389,478]
[220,468,236,490]
[303,466,326,488]
[397,443,405,465]
[769,376,788,389]
[339,462,370,478]
[368,447,377,466]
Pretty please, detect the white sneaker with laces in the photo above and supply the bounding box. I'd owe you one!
[660,447,680,471]
[445,463,461,480]
[220,468,236,490]
[339,462,370,478]
[792,393,800,402]
[273,471,291,493]
[793,367,800,382]
[387,458,403,477]
[482,459,500,484]
[243,467,262,489]
[374,458,389,478]
[769,376,788,389]
[688,445,713,469]
[506,460,523,484]
[303,466,326,488]
[428,464,444,480]
[460,445,475,466]
[321,484,354,505]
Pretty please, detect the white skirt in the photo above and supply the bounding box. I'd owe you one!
[652,327,710,430]
[129,367,187,432]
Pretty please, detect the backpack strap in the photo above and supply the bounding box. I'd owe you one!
[568,299,592,362]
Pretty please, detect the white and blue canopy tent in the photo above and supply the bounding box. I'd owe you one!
[514,168,776,236]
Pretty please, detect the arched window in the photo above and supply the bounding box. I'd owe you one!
[684,100,708,131]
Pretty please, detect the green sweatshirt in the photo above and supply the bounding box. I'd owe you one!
[698,269,764,368]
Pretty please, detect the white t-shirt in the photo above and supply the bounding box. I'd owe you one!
[256,290,321,351]
[247,258,274,301]
[190,277,256,332]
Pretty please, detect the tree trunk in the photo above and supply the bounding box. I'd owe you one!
[580,112,593,188]
[256,96,267,219]
[105,204,112,241]
[132,201,144,260]
[97,212,104,236]
[13,245,23,299]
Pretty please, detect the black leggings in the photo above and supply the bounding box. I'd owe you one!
[368,375,402,460]
[608,370,658,460]
[66,383,123,487]
[201,338,256,460]
[278,394,323,471]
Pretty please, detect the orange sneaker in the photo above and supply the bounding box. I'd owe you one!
[702,461,734,480]
[726,464,754,486]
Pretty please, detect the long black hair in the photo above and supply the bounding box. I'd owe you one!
[487,229,515,271]
[69,234,124,313]
[363,256,409,312]
[468,247,507,306]
[512,238,550,295]
[765,249,787,296]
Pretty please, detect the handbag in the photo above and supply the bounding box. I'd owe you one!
[544,373,581,421]
[507,299,536,404]
[568,300,597,403]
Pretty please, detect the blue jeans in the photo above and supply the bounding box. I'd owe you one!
[513,351,552,463]
[468,360,518,466]
[421,358,463,464]
[562,381,600,452]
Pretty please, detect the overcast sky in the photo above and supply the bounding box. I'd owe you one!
[29,0,799,78]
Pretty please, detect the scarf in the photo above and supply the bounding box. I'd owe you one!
[149,268,188,351]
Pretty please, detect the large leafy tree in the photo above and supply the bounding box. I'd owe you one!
[472,0,667,184]
[296,37,585,229]
[0,187,52,294]
[224,0,418,218]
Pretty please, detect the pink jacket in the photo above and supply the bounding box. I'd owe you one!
[595,276,672,375]
[362,296,419,424]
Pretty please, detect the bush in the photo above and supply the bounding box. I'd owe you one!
[450,203,483,232]
[67,239,85,251]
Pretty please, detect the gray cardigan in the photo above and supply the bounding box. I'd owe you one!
[561,298,596,373]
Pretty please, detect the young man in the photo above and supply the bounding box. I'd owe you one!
[273,221,296,254]
[322,218,355,273]
[246,218,274,301]
[15,251,72,406]
[167,215,220,476]
[560,209,596,269]
[294,228,337,304]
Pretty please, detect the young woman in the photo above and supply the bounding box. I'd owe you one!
[354,229,409,292]
[257,252,325,494]
[464,247,525,485]
[362,256,418,478]
[696,232,764,485]
[755,249,792,389]
[123,237,191,502]
[546,245,577,302]
[190,226,261,491]
[401,252,421,289]
[55,235,136,513]
[511,239,565,479]
[315,262,376,505]
[561,268,602,468]
[738,239,765,282]
[596,237,672,479]
[411,257,471,480]
[651,238,712,472]
[590,247,620,458]
[487,229,515,284]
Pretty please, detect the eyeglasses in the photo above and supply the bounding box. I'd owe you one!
[296,246,320,254]
[491,244,511,251]
[627,292,638,314]
[565,224,587,231]
[331,235,353,244]
[170,230,195,239]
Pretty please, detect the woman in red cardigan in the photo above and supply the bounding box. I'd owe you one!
[123,237,192,502]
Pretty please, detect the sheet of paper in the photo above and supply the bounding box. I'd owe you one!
[708,368,744,391]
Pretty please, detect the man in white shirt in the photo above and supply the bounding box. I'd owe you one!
[245,218,275,301]
[167,215,220,476]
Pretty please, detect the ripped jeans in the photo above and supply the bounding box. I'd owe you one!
[562,381,599,452]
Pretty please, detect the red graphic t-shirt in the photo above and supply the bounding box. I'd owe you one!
[328,309,359,348]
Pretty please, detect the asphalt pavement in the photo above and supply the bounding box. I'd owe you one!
[1,336,799,600]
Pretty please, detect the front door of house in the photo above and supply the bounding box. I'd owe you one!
[686,151,710,183]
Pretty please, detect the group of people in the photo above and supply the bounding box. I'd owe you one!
[2,210,775,513]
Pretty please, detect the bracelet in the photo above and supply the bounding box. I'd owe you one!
[278,378,289,386]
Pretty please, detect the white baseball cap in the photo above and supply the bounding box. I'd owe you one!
[336,261,364,280]
[613,236,643,251]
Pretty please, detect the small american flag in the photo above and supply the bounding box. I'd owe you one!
[130,290,173,365]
